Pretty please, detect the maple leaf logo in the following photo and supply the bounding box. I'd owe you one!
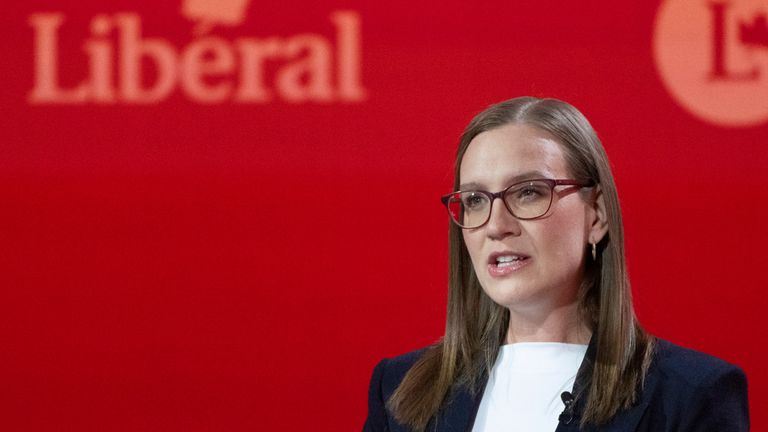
[740,13,768,48]
[181,0,251,35]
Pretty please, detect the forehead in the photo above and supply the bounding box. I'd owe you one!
[459,124,570,188]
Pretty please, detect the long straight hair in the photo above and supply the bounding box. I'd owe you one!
[387,97,655,430]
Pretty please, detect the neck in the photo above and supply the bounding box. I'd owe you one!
[504,301,592,345]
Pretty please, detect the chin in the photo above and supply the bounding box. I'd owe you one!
[481,282,536,308]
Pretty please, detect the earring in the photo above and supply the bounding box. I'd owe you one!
[591,242,597,261]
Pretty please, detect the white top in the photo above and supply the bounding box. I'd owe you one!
[471,342,588,432]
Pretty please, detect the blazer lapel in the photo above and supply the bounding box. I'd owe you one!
[588,357,659,432]
[428,338,597,432]
[428,336,656,432]
[428,374,488,432]
[554,336,597,432]
[555,336,657,432]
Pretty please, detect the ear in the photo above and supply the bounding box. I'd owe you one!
[588,187,609,245]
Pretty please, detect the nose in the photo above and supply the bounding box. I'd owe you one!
[484,197,521,240]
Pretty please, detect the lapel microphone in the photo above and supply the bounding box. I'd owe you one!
[559,391,575,424]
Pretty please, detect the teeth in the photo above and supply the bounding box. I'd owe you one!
[496,255,521,263]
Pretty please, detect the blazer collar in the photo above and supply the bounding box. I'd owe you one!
[558,336,659,432]
[554,336,596,431]
[427,336,600,432]
[427,336,660,432]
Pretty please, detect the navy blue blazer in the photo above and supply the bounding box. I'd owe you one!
[363,339,749,431]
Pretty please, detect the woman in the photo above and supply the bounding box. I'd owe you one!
[363,97,749,432]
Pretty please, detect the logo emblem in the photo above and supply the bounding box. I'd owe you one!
[181,0,250,34]
[653,0,768,127]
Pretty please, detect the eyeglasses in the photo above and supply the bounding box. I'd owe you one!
[440,178,594,229]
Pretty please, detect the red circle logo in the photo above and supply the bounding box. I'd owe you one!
[653,0,768,127]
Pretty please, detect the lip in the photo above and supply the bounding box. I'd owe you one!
[487,250,531,277]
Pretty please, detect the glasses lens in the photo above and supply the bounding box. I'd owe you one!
[503,180,553,219]
[446,192,491,228]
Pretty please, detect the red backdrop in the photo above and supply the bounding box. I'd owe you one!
[3,0,766,430]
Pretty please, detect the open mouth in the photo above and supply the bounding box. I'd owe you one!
[494,255,528,267]
[489,252,530,266]
[487,253,530,276]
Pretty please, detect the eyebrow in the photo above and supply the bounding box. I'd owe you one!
[459,170,549,190]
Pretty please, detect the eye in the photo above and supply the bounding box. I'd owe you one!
[462,192,489,210]
[509,183,549,203]
[519,186,541,199]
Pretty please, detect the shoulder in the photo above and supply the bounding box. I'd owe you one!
[638,338,749,431]
[371,347,428,399]
[650,338,746,389]
[363,347,430,432]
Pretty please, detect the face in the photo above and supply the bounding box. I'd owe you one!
[459,123,606,315]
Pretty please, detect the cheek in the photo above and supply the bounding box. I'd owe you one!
[462,231,484,265]
[537,214,589,264]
